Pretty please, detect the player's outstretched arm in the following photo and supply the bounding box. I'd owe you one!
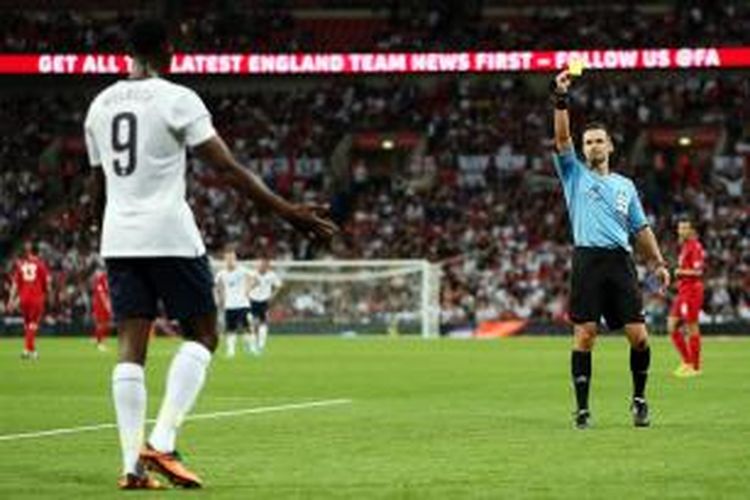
[635,226,670,291]
[552,70,573,151]
[193,135,338,243]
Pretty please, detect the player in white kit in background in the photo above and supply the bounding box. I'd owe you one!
[83,19,337,490]
[214,245,252,358]
[248,258,282,355]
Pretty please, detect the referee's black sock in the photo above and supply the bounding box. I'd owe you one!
[630,346,651,399]
[571,350,592,411]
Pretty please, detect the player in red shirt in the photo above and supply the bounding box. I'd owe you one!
[668,219,705,377]
[91,266,112,351]
[7,241,50,359]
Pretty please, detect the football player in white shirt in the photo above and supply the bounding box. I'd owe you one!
[214,245,253,358]
[247,258,282,355]
[84,19,337,490]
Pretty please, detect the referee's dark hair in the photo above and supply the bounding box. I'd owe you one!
[583,121,611,137]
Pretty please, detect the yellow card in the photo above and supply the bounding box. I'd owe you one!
[568,58,586,76]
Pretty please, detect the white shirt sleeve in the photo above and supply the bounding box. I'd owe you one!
[83,105,101,166]
[169,89,216,147]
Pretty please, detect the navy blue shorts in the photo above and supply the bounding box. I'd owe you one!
[105,256,216,322]
[250,301,269,323]
[225,308,249,331]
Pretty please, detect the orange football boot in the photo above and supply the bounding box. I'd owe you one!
[140,444,203,488]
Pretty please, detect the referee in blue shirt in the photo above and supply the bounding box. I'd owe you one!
[551,70,670,429]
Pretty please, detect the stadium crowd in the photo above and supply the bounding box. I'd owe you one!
[2,1,749,52]
[0,93,88,253]
[1,72,749,329]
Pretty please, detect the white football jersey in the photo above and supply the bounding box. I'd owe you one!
[249,270,282,302]
[83,77,216,257]
[215,267,251,310]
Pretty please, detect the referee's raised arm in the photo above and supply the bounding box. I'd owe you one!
[552,70,573,151]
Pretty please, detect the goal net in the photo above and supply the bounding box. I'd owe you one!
[213,259,441,338]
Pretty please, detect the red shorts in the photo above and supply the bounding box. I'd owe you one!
[93,307,112,325]
[670,288,704,323]
[20,299,44,325]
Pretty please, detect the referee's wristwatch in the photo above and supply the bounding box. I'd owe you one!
[549,80,569,109]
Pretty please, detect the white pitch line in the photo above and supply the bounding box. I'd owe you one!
[184,399,352,422]
[0,399,352,443]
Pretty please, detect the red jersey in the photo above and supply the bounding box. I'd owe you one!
[677,237,705,293]
[12,256,49,303]
[92,271,111,317]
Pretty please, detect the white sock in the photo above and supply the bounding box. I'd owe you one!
[112,362,146,475]
[226,333,237,357]
[242,333,255,353]
[149,341,212,453]
[258,324,268,350]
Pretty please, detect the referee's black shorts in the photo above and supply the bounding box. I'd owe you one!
[105,255,216,322]
[570,247,644,330]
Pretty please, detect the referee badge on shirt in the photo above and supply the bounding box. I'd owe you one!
[615,190,628,217]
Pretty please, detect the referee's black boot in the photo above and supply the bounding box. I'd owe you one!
[573,409,591,429]
[631,397,650,427]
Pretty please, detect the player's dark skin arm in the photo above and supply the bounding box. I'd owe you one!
[635,226,671,290]
[193,136,338,243]
[85,139,337,243]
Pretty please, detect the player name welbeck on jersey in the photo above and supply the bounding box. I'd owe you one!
[84,78,215,258]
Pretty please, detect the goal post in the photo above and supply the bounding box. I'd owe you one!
[212,259,441,338]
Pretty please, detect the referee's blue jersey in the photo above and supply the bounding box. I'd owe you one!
[553,146,648,252]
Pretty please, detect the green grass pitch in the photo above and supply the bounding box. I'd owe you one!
[0,335,748,499]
